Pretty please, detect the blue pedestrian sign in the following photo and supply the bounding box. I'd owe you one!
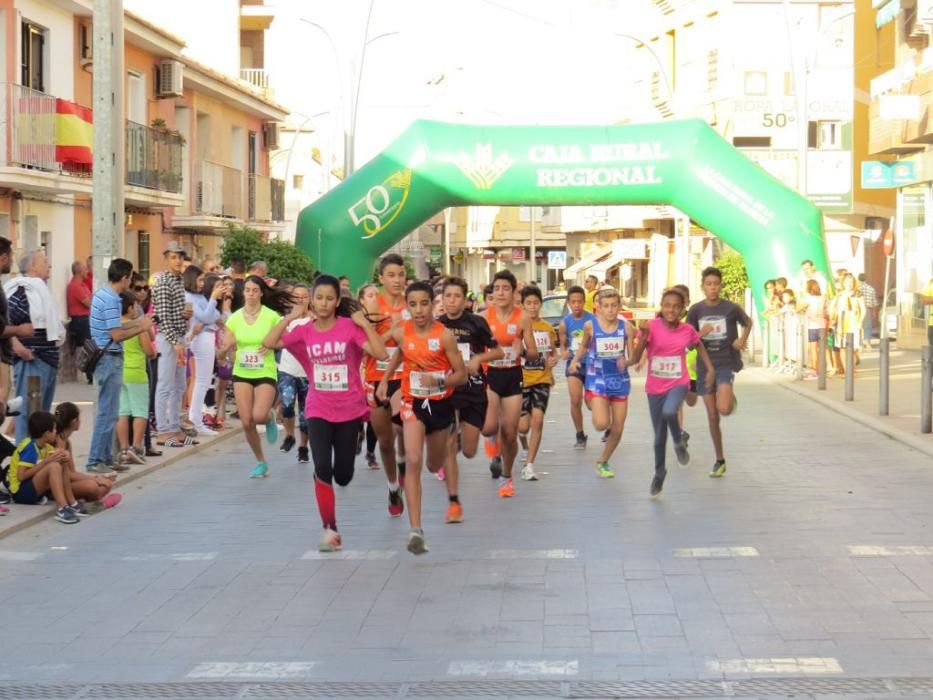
[548,251,567,270]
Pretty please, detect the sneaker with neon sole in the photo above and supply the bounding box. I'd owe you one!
[596,462,615,479]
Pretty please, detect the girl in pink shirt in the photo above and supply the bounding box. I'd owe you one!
[264,275,386,553]
[630,288,714,499]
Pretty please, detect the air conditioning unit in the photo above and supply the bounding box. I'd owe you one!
[79,19,93,68]
[157,59,184,98]
[263,122,280,150]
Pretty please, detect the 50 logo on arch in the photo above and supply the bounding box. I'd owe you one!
[347,169,412,239]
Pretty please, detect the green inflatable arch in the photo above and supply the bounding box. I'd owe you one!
[296,118,827,310]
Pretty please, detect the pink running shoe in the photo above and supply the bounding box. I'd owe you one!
[436,468,446,481]
[102,493,122,509]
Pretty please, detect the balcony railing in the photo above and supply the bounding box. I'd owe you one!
[248,173,285,222]
[125,120,183,193]
[0,82,92,176]
[240,69,270,90]
[195,160,242,219]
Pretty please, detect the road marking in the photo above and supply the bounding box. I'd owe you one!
[849,545,933,556]
[488,549,579,559]
[0,551,43,561]
[673,547,760,558]
[707,657,842,675]
[188,662,317,679]
[447,660,579,677]
[301,549,397,560]
[122,552,218,561]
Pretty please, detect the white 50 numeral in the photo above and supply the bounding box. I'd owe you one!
[348,185,391,235]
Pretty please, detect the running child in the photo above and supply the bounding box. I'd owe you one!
[363,254,408,516]
[265,275,386,552]
[276,283,312,463]
[568,288,634,478]
[377,282,467,554]
[558,285,595,449]
[483,271,538,498]
[671,283,698,444]
[686,267,752,478]
[517,286,558,481]
[629,288,714,498]
[438,277,503,523]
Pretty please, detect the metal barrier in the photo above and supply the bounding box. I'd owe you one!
[765,312,807,377]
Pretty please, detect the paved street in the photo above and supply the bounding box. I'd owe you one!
[3,372,933,698]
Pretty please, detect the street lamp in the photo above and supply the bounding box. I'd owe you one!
[614,33,675,118]
[276,110,331,199]
[299,8,399,176]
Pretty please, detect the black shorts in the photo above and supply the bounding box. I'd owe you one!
[522,383,551,415]
[689,379,697,394]
[399,396,455,434]
[565,361,586,383]
[233,375,277,388]
[451,391,488,430]
[368,379,401,410]
[486,366,523,398]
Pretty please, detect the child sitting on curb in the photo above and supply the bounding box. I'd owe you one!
[54,402,121,513]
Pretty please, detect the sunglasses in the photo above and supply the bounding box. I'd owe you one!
[133,285,148,292]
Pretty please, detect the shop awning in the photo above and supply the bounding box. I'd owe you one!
[562,245,612,278]
[876,0,902,28]
[589,252,626,277]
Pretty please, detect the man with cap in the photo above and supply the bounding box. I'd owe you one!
[152,241,194,446]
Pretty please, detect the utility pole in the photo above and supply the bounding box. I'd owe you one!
[91,0,125,289]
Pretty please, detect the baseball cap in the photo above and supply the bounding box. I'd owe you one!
[163,241,186,255]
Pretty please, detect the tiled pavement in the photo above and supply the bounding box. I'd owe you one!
[3,370,933,696]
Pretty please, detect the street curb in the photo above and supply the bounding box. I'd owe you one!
[0,426,244,541]
[774,378,933,460]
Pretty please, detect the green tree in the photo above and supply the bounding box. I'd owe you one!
[713,249,749,303]
[220,225,315,282]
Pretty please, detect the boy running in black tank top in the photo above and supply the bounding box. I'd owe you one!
[438,278,504,521]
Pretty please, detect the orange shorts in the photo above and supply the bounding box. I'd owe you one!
[585,390,628,404]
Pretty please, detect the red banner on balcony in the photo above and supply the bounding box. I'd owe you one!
[55,98,93,166]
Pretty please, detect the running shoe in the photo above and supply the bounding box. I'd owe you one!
[601,429,610,443]
[365,452,379,469]
[574,432,588,450]
[710,460,727,478]
[650,470,667,498]
[388,489,404,517]
[264,415,279,444]
[520,464,538,481]
[596,462,615,479]
[297,446,310,463]
[673,438,691,468]
[407,529,428,555]
[436,467,446,481]
[249,462,269,479]
[445,502,463,524]
[55,506,79,525]
[102,493,122,509]
[280,435,296,453]
[69,501,90,518]
[681,431,690,449]
[0,504,8,515]
[498,478,515,498]
[319,528,342,552]
[489,456,503,479]
[195,425,219,436]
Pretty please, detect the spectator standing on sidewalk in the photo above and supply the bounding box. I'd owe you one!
[184,265,223,436]
[116,290,155,466]
[857,273,879,350]
[87,259,152,473]
[583,274,598,313]
[4,249,64,443]
[0,237,31,423]
[152,242,194,447]
[920,276,933,347]
[66,260,92,382]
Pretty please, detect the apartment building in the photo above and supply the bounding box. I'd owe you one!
[0,0,286,309]
[866,0,933,348]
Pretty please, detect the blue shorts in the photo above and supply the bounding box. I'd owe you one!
[584,370,631,400]
[277,372,309,428]
[12,478,49,505]
[696,365,735,396]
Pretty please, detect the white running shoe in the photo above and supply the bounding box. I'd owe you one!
[195,425,219,436]
[520,464,538,481]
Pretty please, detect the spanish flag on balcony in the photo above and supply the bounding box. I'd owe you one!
[55,98,93,166]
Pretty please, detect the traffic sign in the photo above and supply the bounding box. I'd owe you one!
[548,251,567,270]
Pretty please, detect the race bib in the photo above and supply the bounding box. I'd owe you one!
[595,336,624,359]
[457,342,471,363]
[701,316,727,341]
[534,331,551,352]
[401,309,412,320]
[570,335,582,353]
[239,350,265,370]
[376,346,399,372]
[313,364,349,391]
[650,355,682,379]
[490,345,518,367]
[410,370,446,397]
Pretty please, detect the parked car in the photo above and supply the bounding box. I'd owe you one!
[541,293,568,329]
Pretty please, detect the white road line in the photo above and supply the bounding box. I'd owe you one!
[301,549,397,560]
[488,549,580,559]
[673,547,760,558]
[447,660,579,677]
[707,657,843,675]
[187,662,317,679]
[0,551,43,561]
[122,552,218,561]
[849,545,933,556]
